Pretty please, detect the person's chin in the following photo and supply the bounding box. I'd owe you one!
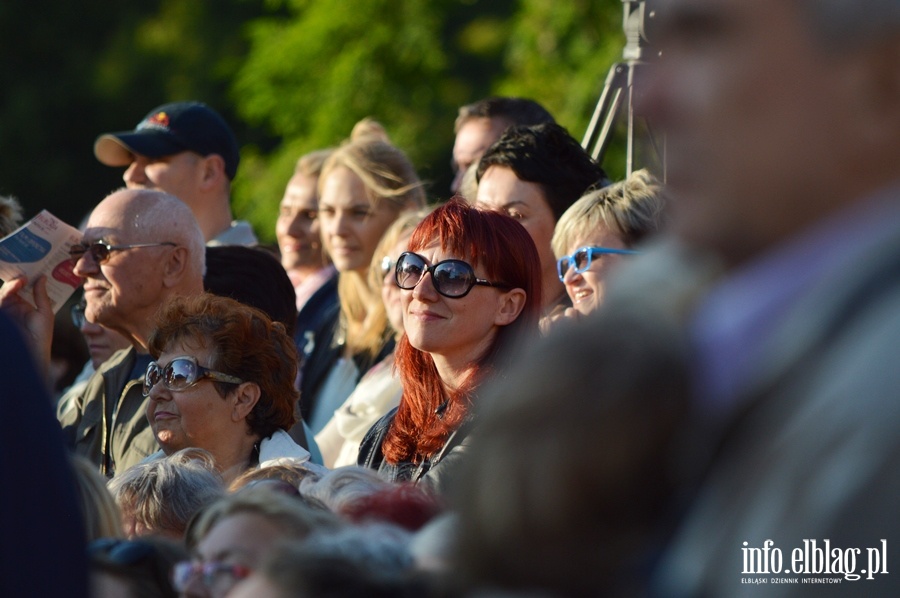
[572,303,592,317]
[332,254,362,273]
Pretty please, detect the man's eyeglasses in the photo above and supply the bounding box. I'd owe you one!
[143,355,244,397]
[69,240,176,264]
[395,251,509,299]
[171,560,250,595]
[71,301,86,329]
[556,246,639,281]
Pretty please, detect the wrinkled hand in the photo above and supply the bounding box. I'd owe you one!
[0,276,54,370]
[539,305,582,336]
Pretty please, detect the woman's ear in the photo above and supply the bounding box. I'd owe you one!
[231,382,261,422]
[494,288,527,326]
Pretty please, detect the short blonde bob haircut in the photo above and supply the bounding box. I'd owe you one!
[551,168,666,257]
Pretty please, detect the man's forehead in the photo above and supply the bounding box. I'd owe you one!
[81,226,124,243]
[455,118,505,153]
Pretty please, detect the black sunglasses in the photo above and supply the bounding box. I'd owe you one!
[69,240,176,264]
[143,355,244,397]
[395,251,509,298]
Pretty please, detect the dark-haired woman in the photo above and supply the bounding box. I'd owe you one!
[358,199,541,493]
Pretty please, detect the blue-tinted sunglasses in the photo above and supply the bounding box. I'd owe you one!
[557,246,639,281]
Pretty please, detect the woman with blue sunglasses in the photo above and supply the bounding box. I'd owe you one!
[358,199,542,493]
[549,169,666,322]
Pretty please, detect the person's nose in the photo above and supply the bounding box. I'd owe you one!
[147,377,172,402]
[411,270,439,302]
[72,251,99,278]
[123,159,147,187]
[563,265,582,285]
[330,210,353,237]
[284,211,305,239]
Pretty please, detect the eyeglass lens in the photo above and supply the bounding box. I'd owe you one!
[69,242,111,263]
[396,253,476,298]
[143,359,198,396]
[573,248,592,271]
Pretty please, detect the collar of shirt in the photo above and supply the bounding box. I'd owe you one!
[293,265,337,312]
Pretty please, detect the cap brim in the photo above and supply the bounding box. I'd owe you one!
[94,131,186,167]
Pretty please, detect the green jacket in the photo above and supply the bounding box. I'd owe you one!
[57,347,158,477]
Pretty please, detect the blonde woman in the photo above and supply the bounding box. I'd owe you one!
[546,169,666,329]
[296,120,425,438]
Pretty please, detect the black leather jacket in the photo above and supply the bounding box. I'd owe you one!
[357,407,473,495]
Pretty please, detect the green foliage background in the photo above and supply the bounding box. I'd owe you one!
[0,0,623,243]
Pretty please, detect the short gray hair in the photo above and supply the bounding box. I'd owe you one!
[109,448,225,537]
[298,466,392,514]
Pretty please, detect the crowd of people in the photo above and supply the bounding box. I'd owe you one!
[2,0,900,595]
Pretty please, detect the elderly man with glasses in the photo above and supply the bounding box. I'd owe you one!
[2,188,206,475]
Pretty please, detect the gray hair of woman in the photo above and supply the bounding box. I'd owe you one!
[298,465,393,515]
[108,448,225,539]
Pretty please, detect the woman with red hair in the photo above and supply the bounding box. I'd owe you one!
[358,199,541,493]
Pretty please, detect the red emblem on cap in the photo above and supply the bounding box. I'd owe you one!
[147,112,170,128]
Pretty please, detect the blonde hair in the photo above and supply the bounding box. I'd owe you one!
[294,149,334,178]
[70,455,124,541]
[321,119,427,357]
[552,169,666,257]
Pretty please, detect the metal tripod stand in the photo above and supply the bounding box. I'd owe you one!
[581,0,663,179]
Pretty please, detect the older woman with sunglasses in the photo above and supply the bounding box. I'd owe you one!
[547,169,666,328]
[142,293,312,485]
[358,199,542,494]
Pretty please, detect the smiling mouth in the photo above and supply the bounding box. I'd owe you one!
[410,309,445,320]
[571,289,593,303]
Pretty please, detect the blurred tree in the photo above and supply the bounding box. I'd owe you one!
[0,0,268,227]
[497,0,625,174]
[1,0,624,244]
[232,0,623,243]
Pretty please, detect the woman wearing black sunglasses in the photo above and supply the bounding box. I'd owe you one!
[142,294,313,485]
[358,199,542,493]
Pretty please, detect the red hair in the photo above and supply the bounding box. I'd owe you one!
[383,199,541,464]
[340,484,445,531]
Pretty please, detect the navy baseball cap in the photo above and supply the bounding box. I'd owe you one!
[94,101,240,179]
